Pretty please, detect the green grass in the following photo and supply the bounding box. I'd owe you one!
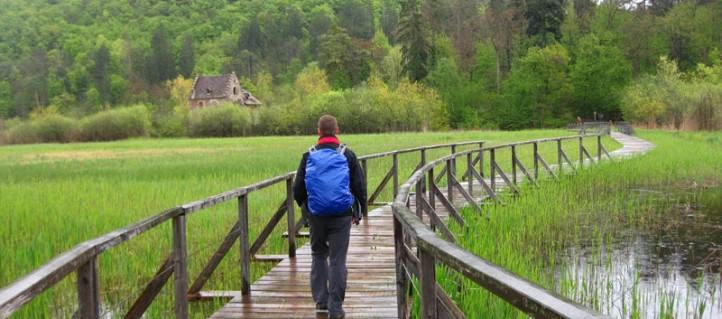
[0,129,616,317]
[442,130,722,318]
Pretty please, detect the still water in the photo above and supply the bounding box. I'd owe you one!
[558,186,722,318]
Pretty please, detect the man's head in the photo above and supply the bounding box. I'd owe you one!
[317,115,339,136]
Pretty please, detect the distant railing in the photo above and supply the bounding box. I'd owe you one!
[567,121,612,135]
[0,139,486,319]
[615,122,634,135]
[391,134,611,318]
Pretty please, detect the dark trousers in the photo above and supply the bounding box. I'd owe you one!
[308,214,352,315]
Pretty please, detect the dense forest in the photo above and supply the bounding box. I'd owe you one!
[0,0,720,142]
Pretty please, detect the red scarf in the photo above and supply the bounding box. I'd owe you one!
[318,136,340,145]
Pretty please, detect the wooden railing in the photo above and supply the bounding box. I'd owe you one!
[0,139,486,319]
[391,134,612,318]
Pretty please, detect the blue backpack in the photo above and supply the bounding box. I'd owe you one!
[305,144,355,216]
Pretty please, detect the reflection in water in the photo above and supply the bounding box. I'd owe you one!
[557,186,722,318]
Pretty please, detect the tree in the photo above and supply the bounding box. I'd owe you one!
[178,34,195,78]
[570,34,632,120]
[501,44,573,129]
[318,25,370,89]
[337,0,375,40]
[92,43,111,106]
[398,0,430,82]
[525,0,565,46]
[308,5,336,60]
[380,0,399,45]
[150,24,175,84]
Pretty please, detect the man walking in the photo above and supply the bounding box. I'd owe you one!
[293,115,367,319]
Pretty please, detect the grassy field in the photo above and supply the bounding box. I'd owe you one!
[0,129,617,317]
[442,130,722,318]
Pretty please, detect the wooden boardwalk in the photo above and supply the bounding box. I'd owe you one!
[209,132,654,319]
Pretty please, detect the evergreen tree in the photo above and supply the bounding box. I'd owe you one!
[525,0,565,46]
[179,34,195,78]
[380,0,399,45]
[150,24,175,83]
[319,25,370,89]
[398,0,430,82]
[93,43,111,106]
[337,0,375,40]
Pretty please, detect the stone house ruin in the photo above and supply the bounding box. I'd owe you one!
[188,72,261,109]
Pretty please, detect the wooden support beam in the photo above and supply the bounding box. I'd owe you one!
[491,162,519,195]
[393,217,408,319]
[418,196,456,243]
[449,174,481,216]
[535,153,558,180]
[512,156,538,186]
[436,283,466,319]
[125,256,174,318]
[419,249,437,319]
[250,202,287,256]
[430,182,464,227]
[469,167,500,203]
[188,221,239,297]
[285,178,296,258]
[393,154,399,198]
[368,165,394,205]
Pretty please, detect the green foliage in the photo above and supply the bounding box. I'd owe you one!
[79,105,151,141]
[318,25,370,89]
[4,114,76,144]
[570,34,632,119]
[525,0,565,46]
[501,44,573,129]
[398,0,430,82]
[188,104,252,137]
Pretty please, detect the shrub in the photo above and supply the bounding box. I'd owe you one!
[151,111,186,137]
[79,105,151,141]
[188,103,252,137]
[32,114,77,143]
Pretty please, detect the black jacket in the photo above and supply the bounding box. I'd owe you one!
[293,136,368,217]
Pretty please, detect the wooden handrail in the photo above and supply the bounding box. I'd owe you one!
[0,139,487,318]
[391,133,611,318]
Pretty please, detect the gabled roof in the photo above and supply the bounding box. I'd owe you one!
[241,89,262,105]
[191,74,233,100]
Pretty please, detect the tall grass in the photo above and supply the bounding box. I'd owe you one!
[442,130,722,318]
[0,129,610,317]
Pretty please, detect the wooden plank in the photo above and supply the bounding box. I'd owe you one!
[430,183,462,228]
[535,152,558,180]
[285,178,296,258]
[469,167,500,203]
[250,201,287,256]
[368,165,394,204]
[449,174,480,217]
[491,162,520,194]
[513,156,538,186]
[418,196,456,243]
[419,249,436,319]
[238,195,251,295]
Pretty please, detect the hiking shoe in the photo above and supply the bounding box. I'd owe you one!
[329,309,345,319]
[315,302,327,310]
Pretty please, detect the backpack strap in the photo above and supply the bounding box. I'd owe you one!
[337,143,347,155]
[308,145,318,153]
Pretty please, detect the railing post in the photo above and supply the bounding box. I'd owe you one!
[579,136,584,168]
[419,248,437,319]
[446,159,453,204]
[76,257,100,319]
[238,194,251,295]
[511,145,517,185]
[286,177,296,258]
[172,213,189,319]
[490,148,496,191]
[393,216,408,319]
[428,167,435,212]
[361,159,368,217]
[420,149,427,193]
[479,142,484,178]
[597,135,602,161]
[450,145,457,177]
[393,153,399,199]
[533,142,539,180]
[416,178,424,219]
[467,153,473,194]
[557,139,563,175]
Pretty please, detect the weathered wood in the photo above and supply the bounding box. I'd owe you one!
[393,153,399,198]
[469,167,500,203]
[511,145,517,185]
[533,142,539,180]
[250,202,288,256]
[238,195,251,295]
[172,214,189,319]
[491,162,520,194]
[285,177,296,258]
[430,182,464,227]
[436,283,466,319]
[446,160,454,204]
[188,222,239,297]
[535,152,558,180]
[418,196,456,243]
[428,167,436,216]
[368,165,394,204]
[559,147,576,172]
[392,203,608,319]
[490,149,496,190]
[419,249,437,319]
[0,207,183,318]
[393,216,408,319]
[449,174,480,216]
[125,256,174,318]
[76,257,100,319]
[513,156,538,186]
[466,153,473,194]
[434,165,448,185]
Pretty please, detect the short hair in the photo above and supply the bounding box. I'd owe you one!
[317,115,338,136]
